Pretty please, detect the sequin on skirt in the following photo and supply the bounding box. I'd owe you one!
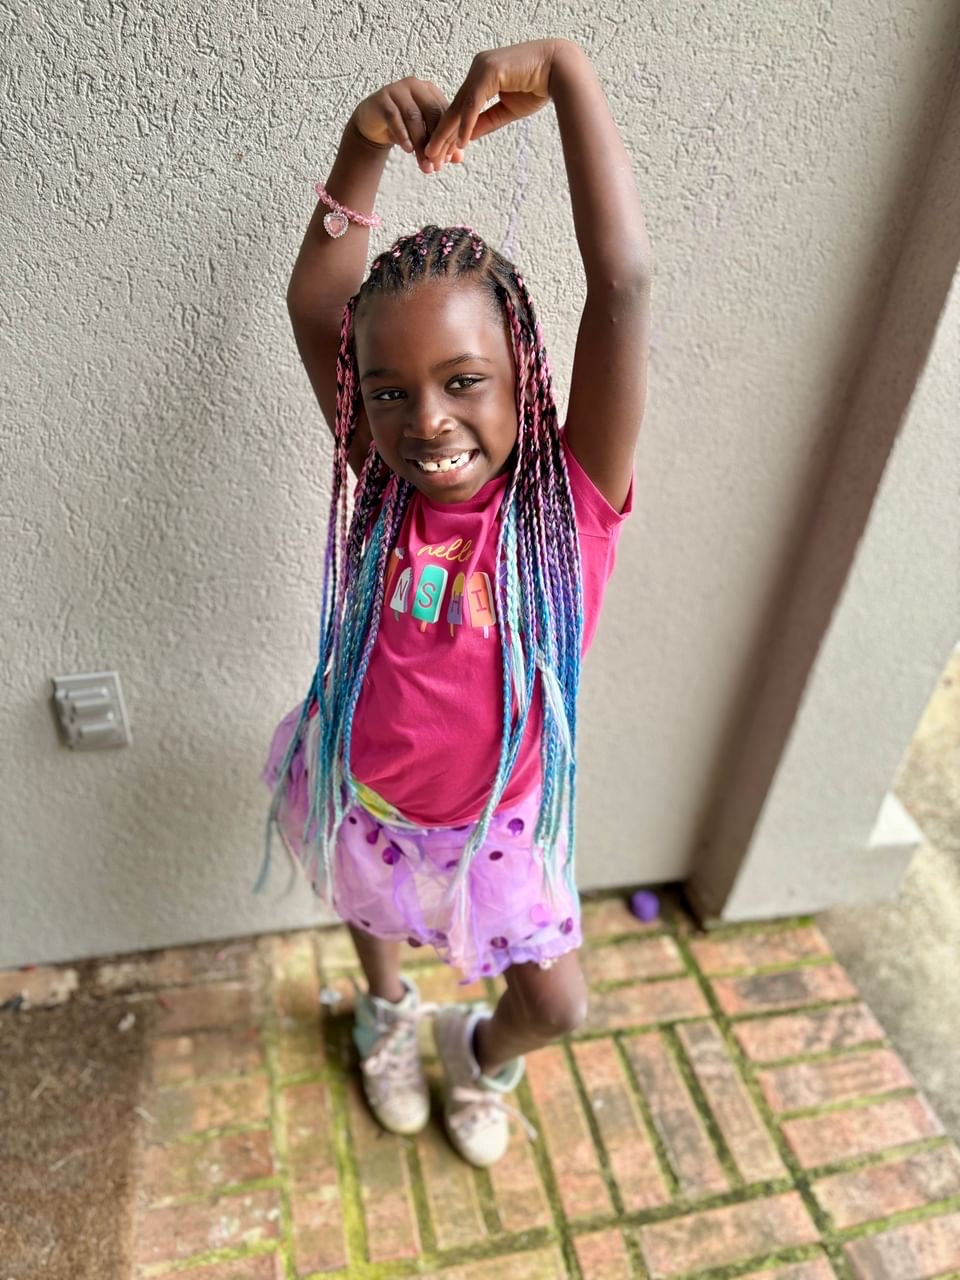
[261,700,582,984]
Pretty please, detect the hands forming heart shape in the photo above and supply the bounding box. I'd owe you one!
[352,39,560,175]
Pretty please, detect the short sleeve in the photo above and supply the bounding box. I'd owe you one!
[561,432,635,538]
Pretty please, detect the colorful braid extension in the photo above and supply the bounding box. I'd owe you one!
[257,225,584,921]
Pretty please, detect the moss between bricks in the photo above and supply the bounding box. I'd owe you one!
[775,1084,923,1123]
[674,929,855,1277]
[614,1031,683,1200]
[672,928,960,1277]
[319,1000,374,1272]
[137,1240,282,1277]
[261,977,299,1280]
[627,1241,834,1280]
[561,1039,627,1220]
[511,1068,583,1279]
[134,902,960,1279]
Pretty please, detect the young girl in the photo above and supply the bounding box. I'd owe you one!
[259,38,651,1168]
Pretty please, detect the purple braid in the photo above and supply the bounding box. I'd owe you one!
[260,223,584,907]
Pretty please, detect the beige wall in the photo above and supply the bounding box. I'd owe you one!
[2,2,959,965]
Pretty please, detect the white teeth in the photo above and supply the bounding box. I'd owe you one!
[416,452,470,474]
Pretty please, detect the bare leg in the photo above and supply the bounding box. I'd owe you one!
[347,924,405,1003]
[473,950,588,1077]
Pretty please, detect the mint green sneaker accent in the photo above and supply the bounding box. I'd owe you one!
[352,976,435,1136]
[352,977,417,1058]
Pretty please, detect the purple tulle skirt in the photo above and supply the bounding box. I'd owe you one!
[261,700,582,984]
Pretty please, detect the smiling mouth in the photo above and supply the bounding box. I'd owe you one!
[411,450,476,474]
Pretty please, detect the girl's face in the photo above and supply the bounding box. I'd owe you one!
[354,278,519,503]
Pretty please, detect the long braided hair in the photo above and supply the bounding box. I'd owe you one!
[259,224,584,919]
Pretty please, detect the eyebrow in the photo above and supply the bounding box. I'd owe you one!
[360,352,494,383]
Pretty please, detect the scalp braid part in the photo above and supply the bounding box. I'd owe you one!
[259,225,584,918]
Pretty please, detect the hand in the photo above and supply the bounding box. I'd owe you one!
[352,77,467,174]
[424,40,563,160]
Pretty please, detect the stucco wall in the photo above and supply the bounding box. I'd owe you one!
[2,1,959,965]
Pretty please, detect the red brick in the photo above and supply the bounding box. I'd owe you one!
[736,1258,837,1280]
[677,1021,786,1182]
[133,1188,281,1265]
[814,1145,960,1229]
[0,965,77,1006]
[96,940,257,992]
[150,982,255,1035]
[345,1076,421,1262]
[583,936,685,984]
[574,1229,633,1279]
[268,933,322,1023]
[525,1045,613,1219]
[783,1096,943,1168]
[636,1192,819,1278]
[844,1210,960,1279]
[417,1117,487,1249]
[735,1004,885,1062]
[412,963,489,1006]
[274,1022,326,1079]
[757,1049,915,1113]
[582,977,709,1032]
[140,1130,274,1202]
[691,927,832,974]
[149,1027,264,1085]
[582,896,661,938]
[149,1254,281,1280]
[148,1076,270,1141]
[316,924,360,970]
[418,1247,568,1279]
[487,1121,553,1233]
[621,1033,728,1199]
[713,965,858,1015]
[290,1186,348,1274]
[283,1081,337,1186]
[572,1038,670,1209]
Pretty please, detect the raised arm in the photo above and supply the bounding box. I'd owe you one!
[426,40,652,511]
[550,41,652,511]
[287,82,463,477]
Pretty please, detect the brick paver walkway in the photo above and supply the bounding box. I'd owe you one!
[7,891,960,1278]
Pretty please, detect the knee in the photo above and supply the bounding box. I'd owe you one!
[525,979,589,1040]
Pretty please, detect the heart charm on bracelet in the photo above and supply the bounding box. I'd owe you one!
[323,211,349,238]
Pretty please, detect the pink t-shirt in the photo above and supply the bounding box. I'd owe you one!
[350,434,634,826]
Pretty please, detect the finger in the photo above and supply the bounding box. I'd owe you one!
[467,100,514,142]
[425,61,495,158]
[410,82,452,171]
[450,56,497,149]
[397,96,432,171]
[380,95,416,154]
[424,103,457,159]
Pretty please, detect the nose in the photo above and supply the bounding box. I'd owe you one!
[401,390,457,441]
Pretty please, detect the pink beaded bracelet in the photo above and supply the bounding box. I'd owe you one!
[315,181,383,239]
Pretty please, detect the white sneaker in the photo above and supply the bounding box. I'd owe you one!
[433,1004,536,1167]
[352,976,435,1136]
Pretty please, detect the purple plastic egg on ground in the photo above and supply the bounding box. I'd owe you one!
[630,889,660,922]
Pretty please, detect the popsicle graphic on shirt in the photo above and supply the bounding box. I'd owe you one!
[467,570,497,638]
[447,572,466,637]
[389,567,412,620]
[385,547,406,599]
[412,564,449,633]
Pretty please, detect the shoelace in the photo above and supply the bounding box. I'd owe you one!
[361,1001,439,1086]
[451,1085,539,1141]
